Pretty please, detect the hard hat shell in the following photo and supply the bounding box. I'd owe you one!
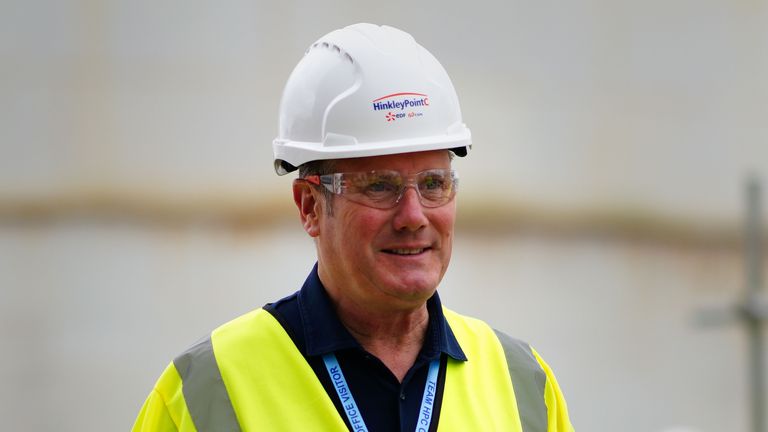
[273,23,471,175]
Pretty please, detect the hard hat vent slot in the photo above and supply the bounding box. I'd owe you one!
[310,41,354,64]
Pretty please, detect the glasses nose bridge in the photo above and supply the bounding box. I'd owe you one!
[393,176,424,205]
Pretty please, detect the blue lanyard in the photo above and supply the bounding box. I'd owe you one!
[322,353,441,432]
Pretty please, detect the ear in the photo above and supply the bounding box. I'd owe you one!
[293,179,322,237]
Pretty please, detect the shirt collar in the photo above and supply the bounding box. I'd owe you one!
[297,263,467,362]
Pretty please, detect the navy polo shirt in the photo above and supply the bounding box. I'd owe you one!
[264,264,467,432]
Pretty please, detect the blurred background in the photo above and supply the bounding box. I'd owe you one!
[1,1,767,431]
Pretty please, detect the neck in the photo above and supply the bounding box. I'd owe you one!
[328,291,430,382]
[339,302,429,347]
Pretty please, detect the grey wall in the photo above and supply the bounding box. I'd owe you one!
[2,1,767,431]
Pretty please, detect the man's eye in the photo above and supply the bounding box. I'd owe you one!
[365,181,397,193]
[422,176,447,190]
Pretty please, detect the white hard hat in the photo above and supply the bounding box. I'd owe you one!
[273,23,472,175]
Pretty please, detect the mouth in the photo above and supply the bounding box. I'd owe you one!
[382,247,431,256]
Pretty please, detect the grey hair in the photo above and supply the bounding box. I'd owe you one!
[298,159,337,215]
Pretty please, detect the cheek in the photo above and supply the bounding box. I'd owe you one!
[433,205,456,236]
[334,208,386,246]
[346,207,386,230]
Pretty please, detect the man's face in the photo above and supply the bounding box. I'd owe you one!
[300,150,456,312]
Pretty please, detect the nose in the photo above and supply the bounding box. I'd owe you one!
[392,186,429,232]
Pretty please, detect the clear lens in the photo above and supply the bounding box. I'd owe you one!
[318,169,458,209]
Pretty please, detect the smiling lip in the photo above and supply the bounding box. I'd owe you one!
[382,247,432,256]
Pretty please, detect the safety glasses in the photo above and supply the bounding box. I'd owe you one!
[303,169,459,209]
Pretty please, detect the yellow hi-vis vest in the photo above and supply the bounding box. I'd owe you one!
[132,307,574,432]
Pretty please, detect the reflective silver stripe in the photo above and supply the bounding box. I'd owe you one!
[173,336,241,432]
[493,330,548,432]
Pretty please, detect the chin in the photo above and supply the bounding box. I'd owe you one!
[381,274,441,301]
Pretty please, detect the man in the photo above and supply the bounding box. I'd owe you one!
[133,23,574,431]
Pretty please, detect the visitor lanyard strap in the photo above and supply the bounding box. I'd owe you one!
[322,353,441,432]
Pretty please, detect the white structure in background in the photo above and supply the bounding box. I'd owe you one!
[1,1,766,432]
